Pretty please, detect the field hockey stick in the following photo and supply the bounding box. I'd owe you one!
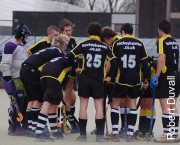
[61,99,79,126]
[146,87,156,142]
[124,97,128,134]
[105,105,109,137]
[56,104,62,128]
[10,95,23,122]
[61,104,71,134]
[0,77,23,122]
[136,82,147,110]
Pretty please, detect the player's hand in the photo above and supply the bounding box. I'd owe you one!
[104,76,111,84]
[75,67,82,74]
[65,102,71,112]
[143,80,149,89]
[150,75,159,89]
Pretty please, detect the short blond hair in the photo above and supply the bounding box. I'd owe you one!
[52,34,70,48]
[47,25,59,34]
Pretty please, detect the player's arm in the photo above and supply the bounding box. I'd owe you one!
[155,38,165,76]
[26,40,44,57]
[105,47,117,82]
[140,43,150,82]
[155,54,165,76]
[26,49,32,57]
[0,50,14,79]
[105,61,111,74]
[66,43,82,69]
[141,58,150,81]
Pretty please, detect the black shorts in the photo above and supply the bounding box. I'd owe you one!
[20,64,44,102]
[140,85,152,98]
[104,83,114,103]
[78,73,104,99]
[112,83,141,99]
[41,77,62,105]
[156,71,180,99]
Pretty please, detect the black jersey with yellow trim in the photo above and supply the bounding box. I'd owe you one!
[23,46,64,72]
[112,35,122,43]
[40,57,75,85]
[157,35,179,73]
[112,34,148,86]
[27,37,51,55]
[107,34,121,83]
[66,36,77,53]
[141,57,156,79]
[148,57,156,77]
[70,35,116,82]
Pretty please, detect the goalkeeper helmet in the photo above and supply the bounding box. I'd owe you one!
[15,24,31,45]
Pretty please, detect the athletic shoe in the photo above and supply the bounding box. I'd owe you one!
[134,130,145,141]
[34,133,54,142]
[126,134,134,142]
[8,126,27,136]
[71,123,80,134]
[26,129,34,137]
[96,135,106,142]
[107,134,120,142]
[44,125,49,134]
[51,129,64,140]
[76,135,87,142]
[154,135,180,143]
[145,132,155,141]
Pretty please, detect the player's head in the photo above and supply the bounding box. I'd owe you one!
[101,26,117,46]
[120,23,133,36]
[87,22,102,37]
[52,34,70,52]
[47,25,59,42]
[15,24,31,45]
[158,19,171,37]
[59,18,75,37]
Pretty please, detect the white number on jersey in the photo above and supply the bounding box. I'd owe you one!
[121,54,136,68]
[50,57,61,62]
[86,53,102,68]
[34,49,46,55]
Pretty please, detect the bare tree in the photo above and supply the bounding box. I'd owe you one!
[45,0,85,7]
[108,0,119,13]
[118,0,136,13]
[93,0,124,13]
[88,0,96,11]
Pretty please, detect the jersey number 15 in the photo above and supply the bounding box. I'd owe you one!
[121,54,136,68]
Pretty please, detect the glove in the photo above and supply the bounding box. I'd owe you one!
[1,77,15,95]
[150,75,159,89]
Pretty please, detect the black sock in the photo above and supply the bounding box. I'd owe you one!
[57,106,61,125]
[48,113,57,133]
[162,114,171,136]
[95,118,105,135]
[35,113,48,134]
[31,107,41,132]
[79,118,87,135]
[70,106,75,115]
[138,109,146,133]
[127,109,137,135]
[175,114,179,136]
[111,108,119,134]
[26,109,32,131]
[67,111,76,126]
[145,109,156,133]
[119,108,125,129]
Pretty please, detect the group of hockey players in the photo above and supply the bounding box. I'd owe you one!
[0,18,179,143]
